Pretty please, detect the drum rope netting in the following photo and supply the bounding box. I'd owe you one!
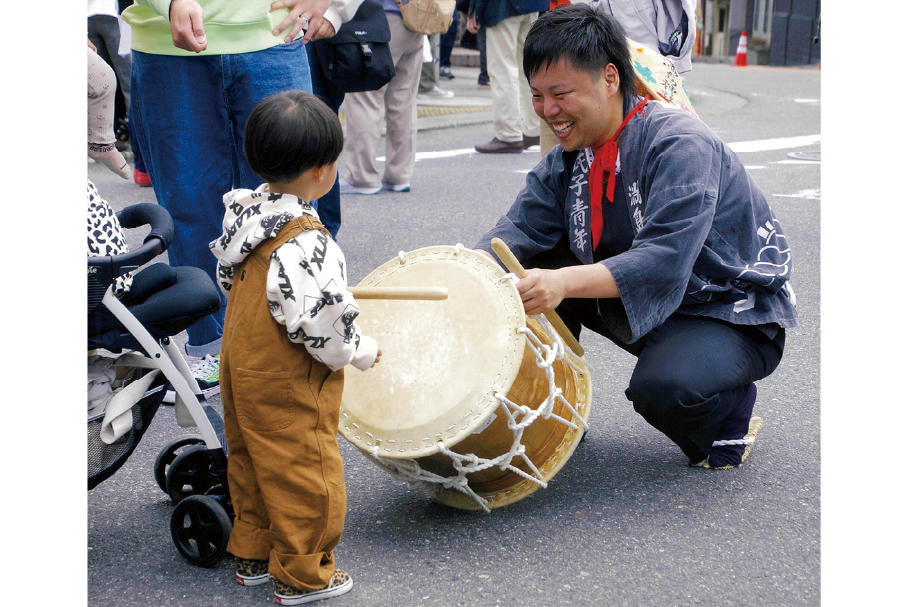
[367,273,589,513]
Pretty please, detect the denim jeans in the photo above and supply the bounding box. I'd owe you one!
[307,48,343,239]
[130,42,312,355]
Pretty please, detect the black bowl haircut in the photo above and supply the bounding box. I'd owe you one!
[523,4,637,101]
[244,90,344,184]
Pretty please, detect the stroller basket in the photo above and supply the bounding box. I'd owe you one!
[88,368,168,490]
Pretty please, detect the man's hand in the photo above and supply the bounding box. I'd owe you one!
[467,13,480,34]
[170,0,207,53]
[517,263,620,315]
[270,0,333,44]
[88,38,97,52]
[516,268,568,316]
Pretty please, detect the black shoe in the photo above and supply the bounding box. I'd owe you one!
[475,137,523,154]
[439,66,454,80]
[522,135,540,149]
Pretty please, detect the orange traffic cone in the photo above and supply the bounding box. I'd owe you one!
[733,31,748,67]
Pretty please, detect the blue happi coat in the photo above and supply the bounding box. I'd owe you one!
[475,96,798,344]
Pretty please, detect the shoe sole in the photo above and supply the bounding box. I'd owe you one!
[236,572,270,586]
[275,577,353,605]
[340,187,381,195]
[475,148,523,154]
[382,183,410,192]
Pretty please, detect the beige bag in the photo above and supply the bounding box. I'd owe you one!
[395,0,456,35]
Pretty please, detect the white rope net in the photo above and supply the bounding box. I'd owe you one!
[367,274,589,513]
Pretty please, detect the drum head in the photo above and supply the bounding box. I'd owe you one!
[340,246,526,459]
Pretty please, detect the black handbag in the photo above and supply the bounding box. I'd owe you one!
[310,0,395,95]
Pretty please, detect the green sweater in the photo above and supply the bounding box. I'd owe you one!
[123,0,361,56]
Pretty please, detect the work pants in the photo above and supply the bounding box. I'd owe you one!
[343,13,424,188]
[527,244,785,462]
[486,13,540,143]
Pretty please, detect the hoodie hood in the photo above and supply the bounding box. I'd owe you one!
[209,185,317,293]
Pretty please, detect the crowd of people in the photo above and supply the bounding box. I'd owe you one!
[90,1,796,606]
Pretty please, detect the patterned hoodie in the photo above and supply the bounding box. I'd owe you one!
[210,185,378,372]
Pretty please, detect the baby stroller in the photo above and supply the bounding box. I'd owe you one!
[88,202,233,568]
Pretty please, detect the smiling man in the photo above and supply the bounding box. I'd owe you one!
[474,4,797,469]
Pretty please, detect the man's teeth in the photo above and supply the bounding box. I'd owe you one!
[552,121,574,133]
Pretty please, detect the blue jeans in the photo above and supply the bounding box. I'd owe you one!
[440,10,459,69]
[307,48,343,238]
[130,42,312,355]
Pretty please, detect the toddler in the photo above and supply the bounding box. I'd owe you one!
[209,90,380,605]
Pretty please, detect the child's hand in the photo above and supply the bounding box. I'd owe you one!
[371,348,382,368]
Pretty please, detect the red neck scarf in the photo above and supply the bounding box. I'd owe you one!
[589,97,649,249]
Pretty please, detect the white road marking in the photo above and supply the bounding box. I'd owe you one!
[728,134,820,153]
[774,189,821,200]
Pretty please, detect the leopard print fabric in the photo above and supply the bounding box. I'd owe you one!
[87,180,132,295]
[273,569,351,596]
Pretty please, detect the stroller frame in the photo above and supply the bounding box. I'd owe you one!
[88,203,234,568]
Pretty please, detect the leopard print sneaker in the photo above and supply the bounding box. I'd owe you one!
[273,569,353,605]
[235,558,270,586]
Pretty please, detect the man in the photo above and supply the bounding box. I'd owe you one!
[475,5,797,468]
[468,0,548,153]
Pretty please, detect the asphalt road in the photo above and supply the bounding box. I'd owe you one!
[86,62,822,606]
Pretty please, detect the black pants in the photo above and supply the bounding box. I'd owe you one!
[527,244,785,461]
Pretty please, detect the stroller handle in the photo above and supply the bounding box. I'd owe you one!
[88,203,175,281]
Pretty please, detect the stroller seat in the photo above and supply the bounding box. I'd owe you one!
[89,262,220,353]
[88,202,220,353]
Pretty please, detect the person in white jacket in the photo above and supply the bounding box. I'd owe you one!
[209,90,379,605]
[580,0,696,75]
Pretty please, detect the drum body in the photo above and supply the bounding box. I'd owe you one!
[340,246,592,511]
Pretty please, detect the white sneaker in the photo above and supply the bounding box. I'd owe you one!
[417,85,454,99]
[339,177,381,195]
[381,182,411,192]
[163,354,220,404]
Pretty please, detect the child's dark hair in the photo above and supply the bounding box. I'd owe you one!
[244,90,344,183]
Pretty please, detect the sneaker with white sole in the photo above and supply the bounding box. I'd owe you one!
[381,182,410,192]
[236,558,270,586]
[163,353,220,403]
[274,569,353,605]
[339,177,381,195]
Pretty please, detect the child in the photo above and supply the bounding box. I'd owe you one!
[209,90,381,605]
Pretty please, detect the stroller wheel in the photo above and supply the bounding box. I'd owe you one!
[154,435,205,494]
[170,494,231,567]
[165,445,220,503]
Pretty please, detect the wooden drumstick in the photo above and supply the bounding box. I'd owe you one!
[490,238,585,357]
[349,286,448,300]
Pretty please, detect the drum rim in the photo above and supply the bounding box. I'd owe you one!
[431,320,594,511]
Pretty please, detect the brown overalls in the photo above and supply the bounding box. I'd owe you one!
[221,217,346,591]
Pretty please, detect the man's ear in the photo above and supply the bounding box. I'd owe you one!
[603,63,620,95]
